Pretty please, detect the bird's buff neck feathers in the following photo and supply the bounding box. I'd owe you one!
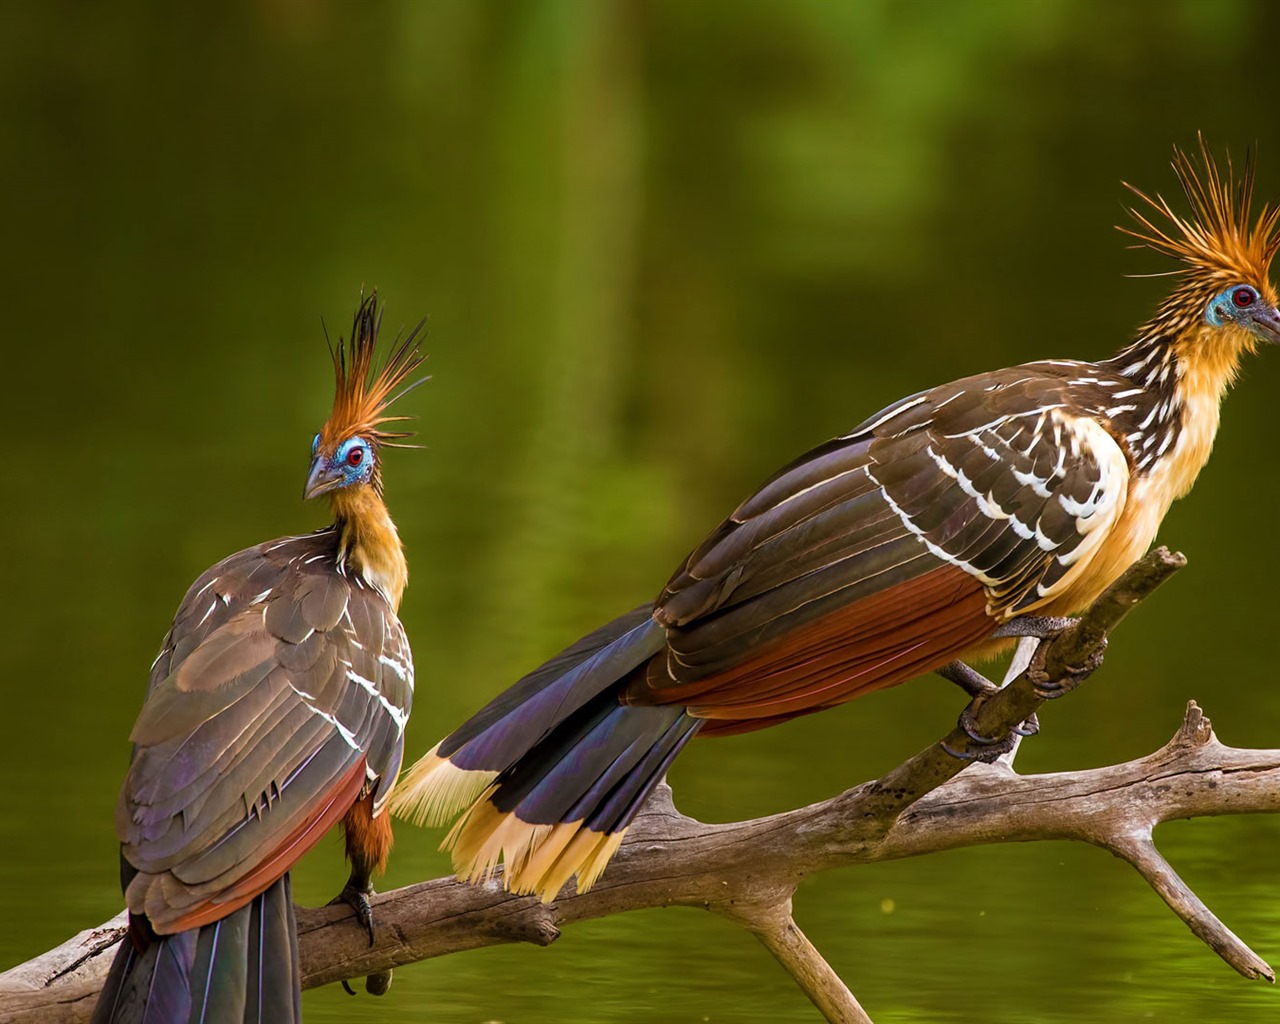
[1164,326,1253,499]
[330,487,408,610]
[1111,320,1255,504]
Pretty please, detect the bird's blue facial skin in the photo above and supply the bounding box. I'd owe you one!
[303,435,375,499]
[1205,283,1280,344]
[333,437,374,488]
[1206,284,1260,329]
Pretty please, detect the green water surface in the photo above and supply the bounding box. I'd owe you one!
[3,2,1280,1021]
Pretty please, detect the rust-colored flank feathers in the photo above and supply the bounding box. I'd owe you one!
[319,292,429,455]
[1122,135,1280,285]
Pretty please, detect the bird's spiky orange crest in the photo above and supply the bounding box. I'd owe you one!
[1122,136,1280,284]
[319,291,428,451]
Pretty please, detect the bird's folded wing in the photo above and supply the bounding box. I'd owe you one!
[644,364,1130,718]
[116,531,413,933]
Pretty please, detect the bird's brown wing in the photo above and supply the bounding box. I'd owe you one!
[642,362,1130,726]
[115,529,413,934]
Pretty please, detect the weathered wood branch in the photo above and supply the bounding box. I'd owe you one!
[6,548,1276,1024]
[722,898,874,1024]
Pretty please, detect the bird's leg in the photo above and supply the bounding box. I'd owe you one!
[990,614,1077,641]
[937,659,997,699]
[992,614,1105,699]
[332,793,395,995]
[936,660,1038,762]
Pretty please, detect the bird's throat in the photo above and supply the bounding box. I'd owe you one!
[1156,327,1251,501]
[330,487,408,609]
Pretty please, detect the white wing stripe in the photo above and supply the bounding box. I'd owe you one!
[346,668,410,730]
[379,653,409,680]
[843,395,928,438]
[867,465,996,586]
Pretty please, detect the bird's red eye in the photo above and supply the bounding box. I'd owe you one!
[347,446,364,467]
[1233,287,1257,308]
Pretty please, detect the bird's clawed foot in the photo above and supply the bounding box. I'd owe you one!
[330,874,394,996]
[342,971,394,997]
[941,692,1037,762]
[936,661,1038,762]
[991,615,1105,699]
[1027,638,1107,700]
[329,877,376,945]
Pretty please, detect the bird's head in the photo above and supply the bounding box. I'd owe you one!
[1123,137,1280,363]
[304,291,428,503]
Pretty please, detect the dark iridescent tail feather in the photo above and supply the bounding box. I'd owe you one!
[391,606,700,899]
[92,875,301,1024]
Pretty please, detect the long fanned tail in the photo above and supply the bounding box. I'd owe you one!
[92,875,301,1024]
[391,606,699,900]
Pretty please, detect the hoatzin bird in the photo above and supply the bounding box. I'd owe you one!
[391,142,1280,902]
[92,295,425,1024]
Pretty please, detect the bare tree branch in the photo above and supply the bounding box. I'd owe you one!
[1098,704,1273,982]
[722,899,874,1024]
[5,548,1275,1024]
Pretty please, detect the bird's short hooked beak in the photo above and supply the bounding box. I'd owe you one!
[1252,306,1280,345]
[303,457,343,500]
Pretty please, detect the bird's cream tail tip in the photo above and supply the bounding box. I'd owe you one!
[387,743,497,827]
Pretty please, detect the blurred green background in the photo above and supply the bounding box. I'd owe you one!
[3,0,1280,1021]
